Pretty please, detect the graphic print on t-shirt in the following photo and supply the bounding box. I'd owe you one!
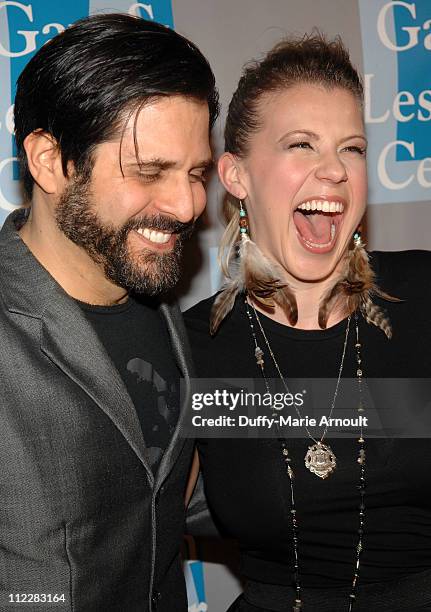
[127,357,178,468]
[78,296,180,474]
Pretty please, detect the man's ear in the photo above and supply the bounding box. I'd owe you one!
[23,130,65,194]
[218,152,248,200]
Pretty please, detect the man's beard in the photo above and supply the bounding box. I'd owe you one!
[55,172,194,296]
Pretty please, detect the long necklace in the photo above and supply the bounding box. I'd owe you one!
[244,298,366,611]
[250,301,350,479]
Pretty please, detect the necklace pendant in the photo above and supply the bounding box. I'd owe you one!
[305,442,336,479]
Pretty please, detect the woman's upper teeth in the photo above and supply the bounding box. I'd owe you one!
[136,228,172,243]
[296,200,344,213]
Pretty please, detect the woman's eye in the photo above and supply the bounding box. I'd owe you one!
[343,145,367,156]
[288,141,312,150]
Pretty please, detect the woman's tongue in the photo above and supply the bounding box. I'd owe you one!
[293,210,332,244]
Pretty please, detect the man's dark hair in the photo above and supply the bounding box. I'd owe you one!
[14,13,219,199]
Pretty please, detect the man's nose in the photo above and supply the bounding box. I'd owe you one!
[156,176,196,223]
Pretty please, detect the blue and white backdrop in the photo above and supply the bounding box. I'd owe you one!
[1,1,430,610]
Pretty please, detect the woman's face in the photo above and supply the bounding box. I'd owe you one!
[233,83,367,283]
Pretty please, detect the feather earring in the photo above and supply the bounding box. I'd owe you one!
[210,201,297,335]
[318,231,399,338]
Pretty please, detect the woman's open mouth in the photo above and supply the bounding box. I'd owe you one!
[293,198,345,254]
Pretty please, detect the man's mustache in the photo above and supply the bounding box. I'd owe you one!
[125,214,195,239]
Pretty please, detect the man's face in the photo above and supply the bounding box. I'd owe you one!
[56,96,212,295]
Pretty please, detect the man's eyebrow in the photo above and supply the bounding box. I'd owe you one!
[197,158,215,172]
[123,158,175,171]
[123,157,215,171]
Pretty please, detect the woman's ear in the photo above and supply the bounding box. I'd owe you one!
[218,152,247,200]
[23,130,65,194]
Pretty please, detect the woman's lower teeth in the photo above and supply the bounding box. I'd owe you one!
[303,222,336,249]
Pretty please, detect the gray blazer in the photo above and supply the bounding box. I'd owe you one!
[0,210,194,612]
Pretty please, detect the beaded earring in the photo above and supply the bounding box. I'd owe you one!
[353,230,362,247]
[239,200,249,236]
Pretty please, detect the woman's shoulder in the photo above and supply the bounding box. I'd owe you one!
[183,293,217,328]
[370,250,431,298]
[183,293,245,377]
[184,291,245,351]
[370,249,431,272]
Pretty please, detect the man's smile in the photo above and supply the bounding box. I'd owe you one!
[132,227,176,251]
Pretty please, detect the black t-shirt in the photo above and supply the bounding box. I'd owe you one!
[79,295,180,472]
[184,251,431,588]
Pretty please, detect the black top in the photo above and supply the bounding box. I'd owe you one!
[184,251,431,588]
[80,295,180,472]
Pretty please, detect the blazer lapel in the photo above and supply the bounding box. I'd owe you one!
[40,294,154,484]
[155,300,194,491]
